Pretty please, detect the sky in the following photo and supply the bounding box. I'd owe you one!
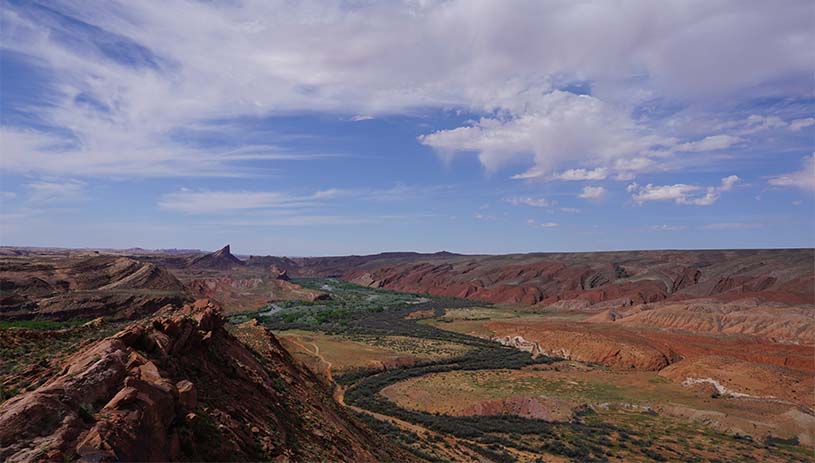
[0,0,813,256]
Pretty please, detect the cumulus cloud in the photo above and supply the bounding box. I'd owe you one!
[552,168,608,181]
[578,186,607,200]
[629,175,740,206]
[1,0,810,179]
[768,155,815,190]
[421,91,671,177]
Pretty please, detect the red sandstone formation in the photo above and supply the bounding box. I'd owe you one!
[0,300,414,462]
[187,245,245,270]
[335,249,813,309]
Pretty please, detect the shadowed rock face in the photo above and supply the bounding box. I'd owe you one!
[0,256,190,320]
[187,245,245,270]
[0,300,414,463]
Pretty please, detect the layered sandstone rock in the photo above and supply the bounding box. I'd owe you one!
[0,256,189,320]
[334,249,813,309]
[592,300,815,344]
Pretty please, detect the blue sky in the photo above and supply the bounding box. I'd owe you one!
[0,0,813,256]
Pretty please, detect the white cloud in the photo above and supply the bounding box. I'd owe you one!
[649,224,688,231]
[157,185,419,214]
[506,196,556,208]
[473,212,496,220]
[674,135,743,153]
[27,180,86,203]
[350,115,374,122]
[630,176,739,206]
[578,186,607,200]
[0,192,17,201]
[768,155,815,190]
[158,190,323,214]
[552,167,608,181]
[1,0,809,179]
[560,207,580,213]
[738,115,788,134]
[719,175,740,191]
[0,127,321,177]
[527,219,559,229]
[789,118,815,131]
[421,91,672,177]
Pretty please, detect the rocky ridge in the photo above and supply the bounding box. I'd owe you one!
[0,299,413,462]
[0,256,189,320]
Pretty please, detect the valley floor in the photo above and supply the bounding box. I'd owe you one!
[261,279,814,463]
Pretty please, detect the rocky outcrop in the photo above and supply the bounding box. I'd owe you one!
[187,245,245,270]
[183,273,329,314]
[0,300,414,462]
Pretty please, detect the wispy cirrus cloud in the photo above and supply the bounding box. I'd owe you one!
[158,184,429,214]
[649,224,688,231]
[158,190,329,214]
[527,219,560,229]
[27,179,87,203]
[768,155,815,191]
[789,118,815,131]
[674,135,743,153]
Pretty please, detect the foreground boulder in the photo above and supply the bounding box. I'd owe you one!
[0,300,413,462]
